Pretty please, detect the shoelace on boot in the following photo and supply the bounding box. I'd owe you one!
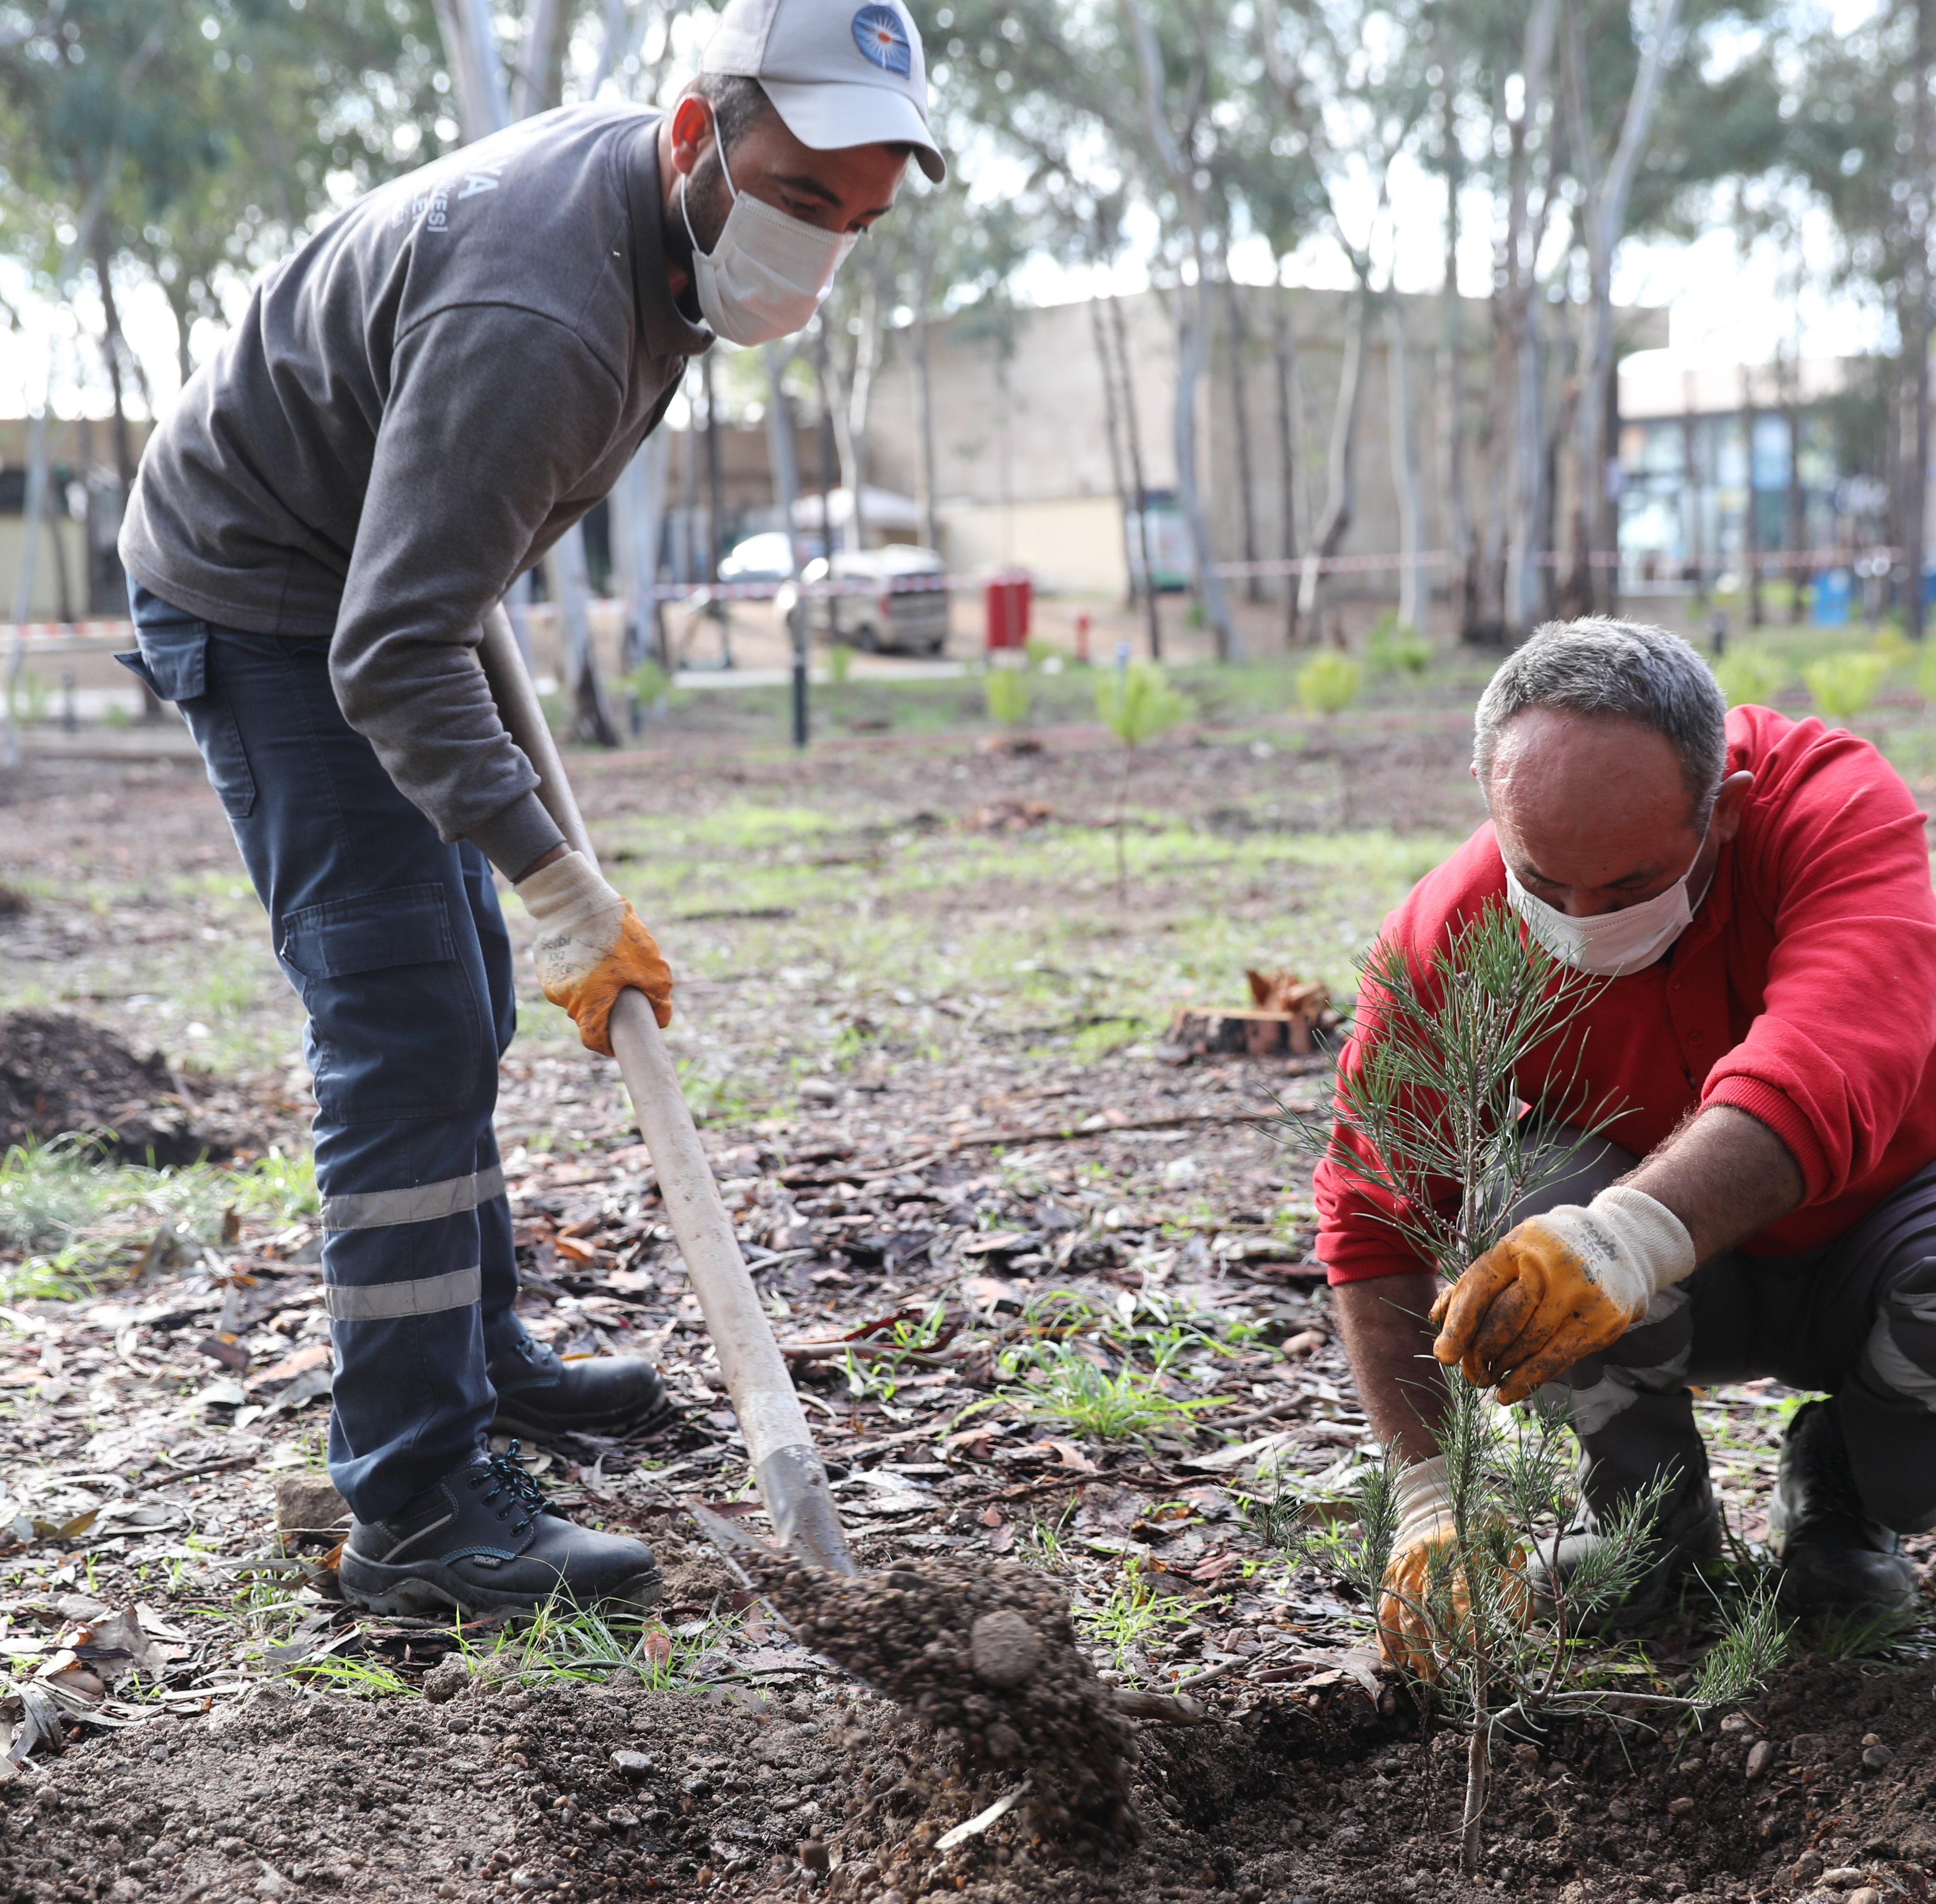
[466,1442,550,1538]
[1794,1418,1870,1531]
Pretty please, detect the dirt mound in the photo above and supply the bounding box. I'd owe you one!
[747,1556,1138,1843]
[0,1008,224,1164]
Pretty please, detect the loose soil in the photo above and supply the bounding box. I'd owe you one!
[0,1008,262,1164]
[6,1656,1936,1904]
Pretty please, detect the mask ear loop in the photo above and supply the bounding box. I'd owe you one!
[679,103,738,259]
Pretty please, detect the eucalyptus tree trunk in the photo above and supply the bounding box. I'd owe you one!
[1299,281,1369,632]
[1273,290,1302,646]
[1092,299,1139,608]
[1111,296,1164,659]
[1783,351,1807,624]
[1225,276,1264,604]
[1121,0,1239,660]
[1742,366,1764,626]
[1440,108,1480,641]
[1561,0,1682,620]
[1902,0,1932,638]
[912,245,940,554]
[1385,301,1424,634]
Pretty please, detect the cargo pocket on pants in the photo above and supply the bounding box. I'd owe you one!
[278,883,487,1122]
[118,625,257,820]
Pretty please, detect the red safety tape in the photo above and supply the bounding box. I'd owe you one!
[0,546,1903,642]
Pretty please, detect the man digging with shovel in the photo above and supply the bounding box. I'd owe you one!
[1320,618,1936,1668]
[113,0,944,1618]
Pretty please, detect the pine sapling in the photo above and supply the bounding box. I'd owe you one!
[1282,902,1787,1874]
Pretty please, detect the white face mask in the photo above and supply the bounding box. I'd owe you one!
[680,131,856,346]
[1504,843,1711,977]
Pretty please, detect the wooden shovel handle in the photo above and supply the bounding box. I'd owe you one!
[476,607,854,1574]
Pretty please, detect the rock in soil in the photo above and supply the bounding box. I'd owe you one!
[744,1554,1138,1843]
[0,1008,218,1163]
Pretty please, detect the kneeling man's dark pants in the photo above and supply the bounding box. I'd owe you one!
[123,590,523,1522]
[1513,1135,1936,1533]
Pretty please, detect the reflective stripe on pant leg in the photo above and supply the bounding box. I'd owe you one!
[325,1265,482,1320]
[322,1165,506,1233]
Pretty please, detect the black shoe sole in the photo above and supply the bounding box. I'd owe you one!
[336,1552,666,1619]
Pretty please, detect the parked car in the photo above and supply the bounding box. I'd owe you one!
[717,531,798,583]
[800,544,949,655]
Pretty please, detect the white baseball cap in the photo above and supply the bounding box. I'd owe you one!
[700,0,946,182]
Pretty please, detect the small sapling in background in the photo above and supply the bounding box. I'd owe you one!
[1094,661,1188,903]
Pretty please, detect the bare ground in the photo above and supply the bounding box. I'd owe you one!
[2,700,1934,1904]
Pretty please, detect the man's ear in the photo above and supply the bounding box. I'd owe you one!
[1710,770,1755,844]
[668,95,716,178]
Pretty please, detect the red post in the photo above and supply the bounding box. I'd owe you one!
[984,572,1032,651]
[1074,612,1091,664]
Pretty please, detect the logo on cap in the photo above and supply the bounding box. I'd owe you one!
[851,4,912,76]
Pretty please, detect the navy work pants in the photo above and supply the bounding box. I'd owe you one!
[123,588,525,1522]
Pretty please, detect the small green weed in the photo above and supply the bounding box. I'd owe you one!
[1075,1557,1196,1679]
[1067,1016,1146,1062]
[840,1303,950,1402]
[996,1335,1228,1443]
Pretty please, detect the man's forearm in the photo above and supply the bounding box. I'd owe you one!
[1331,1272,1449,1466]
[1620,1104,1804,1264]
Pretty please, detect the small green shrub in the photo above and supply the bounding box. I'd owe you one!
[1803,651,1888,726]
[1711,644,1788,709]
[827,643,854,688]
[1095,663,1191,902]
[984,666,1031,728]
[1095,662,1188,747]
[1296,650,1363,716]
[1366,612,1432,677]
[626,659,671,706]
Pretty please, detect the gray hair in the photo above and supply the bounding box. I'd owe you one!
[1473,616,1729,828]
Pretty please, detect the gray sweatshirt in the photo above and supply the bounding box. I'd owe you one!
[119,105,711,877]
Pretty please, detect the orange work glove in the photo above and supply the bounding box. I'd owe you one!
[515,850,672,1056]
[1378,1455,1529,1678]
[1430,1188,1695,1405]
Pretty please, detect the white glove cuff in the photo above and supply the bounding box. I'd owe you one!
[1564,1184,1696,1312]
[1393,1453,1454,1548]
[515,849,623,928]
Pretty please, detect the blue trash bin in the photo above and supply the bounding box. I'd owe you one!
[1815,568,1852,627]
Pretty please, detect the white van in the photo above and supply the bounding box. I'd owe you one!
[800,546,950,656]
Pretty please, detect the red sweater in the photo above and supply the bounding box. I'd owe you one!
[1315,706,1936,1283]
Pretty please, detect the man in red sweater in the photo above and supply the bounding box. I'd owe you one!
[1317,617,1936,1655]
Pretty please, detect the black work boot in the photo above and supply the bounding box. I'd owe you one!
[1530,1389,1723,1627]
[1769,1399,1919,1621]
[487,1330,674,1441]
[338,1445,664,1617]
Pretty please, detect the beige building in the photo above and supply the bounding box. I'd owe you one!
[864,285,1668,596]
